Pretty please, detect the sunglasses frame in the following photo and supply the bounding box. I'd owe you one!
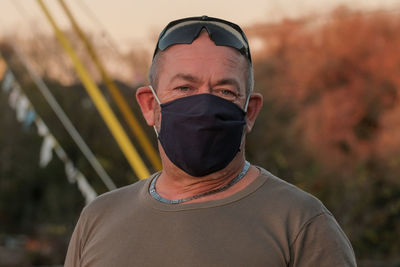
[153,16,252,63]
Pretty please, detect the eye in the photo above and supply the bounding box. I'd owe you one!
[216,89,239,101]
[220,89,237,97]
[174,86,191,92]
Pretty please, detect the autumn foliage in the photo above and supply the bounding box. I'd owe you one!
[248,7,400,171]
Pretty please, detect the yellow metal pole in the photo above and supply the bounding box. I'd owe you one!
[36,0,150,179]
[58,0,161,171]
[0,56,5,79]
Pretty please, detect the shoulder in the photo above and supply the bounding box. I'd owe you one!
[251,167,335,242]
[254,167,356,265]
[81,177,151,219]
[256,167,330,217]
[289,205,356,266]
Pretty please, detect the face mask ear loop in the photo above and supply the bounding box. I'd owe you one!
[149,85,161,137]
[153,125,159,137]
[239,93,251,151]
[244,93,251,112]
[149,85,161,105]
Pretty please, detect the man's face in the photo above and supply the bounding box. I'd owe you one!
[136,29,263,143]
[153,31,249,128]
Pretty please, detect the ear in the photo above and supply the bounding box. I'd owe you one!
[136,86,157,126]
[245,92,263,133]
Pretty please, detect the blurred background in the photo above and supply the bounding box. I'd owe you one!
[1,0,400,266]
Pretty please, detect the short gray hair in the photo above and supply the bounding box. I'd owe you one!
[148,50,254,96]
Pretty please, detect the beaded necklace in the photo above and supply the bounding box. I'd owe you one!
[149,161,250,204]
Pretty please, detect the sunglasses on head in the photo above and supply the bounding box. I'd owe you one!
[153,16,252,63]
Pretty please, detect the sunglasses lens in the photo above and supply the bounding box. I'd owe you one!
[206,24,245,51]
[155,17,251,62]
[158,24,203,51]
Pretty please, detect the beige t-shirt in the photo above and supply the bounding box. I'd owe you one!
[65,167,357,267]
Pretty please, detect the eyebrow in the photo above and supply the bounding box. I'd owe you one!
[170,73,201,84]
[169,74,241,93]
[213,78,241,94]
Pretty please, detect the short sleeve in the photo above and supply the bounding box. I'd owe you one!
[64,214,84,267]
[290,213,357,267]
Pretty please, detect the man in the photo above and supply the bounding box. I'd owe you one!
[65,16,357,266]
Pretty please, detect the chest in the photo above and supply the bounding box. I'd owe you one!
[80,209,291,267]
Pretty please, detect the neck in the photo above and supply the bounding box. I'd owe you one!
[155,149,258,203]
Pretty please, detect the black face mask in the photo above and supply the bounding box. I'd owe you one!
[151,87,248,177]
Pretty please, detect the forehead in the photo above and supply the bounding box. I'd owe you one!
[156,32,248,90]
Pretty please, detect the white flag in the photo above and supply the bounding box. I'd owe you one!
[63,159,97,204]
[16,95,29,122]
[76,172,97,204]
[64,160,77,184]
[1,71,14,92]
[39,135,55,167]
[8,85,20,109]
[36,119,49,137]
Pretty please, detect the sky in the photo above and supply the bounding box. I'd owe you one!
[1,0,400,52]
